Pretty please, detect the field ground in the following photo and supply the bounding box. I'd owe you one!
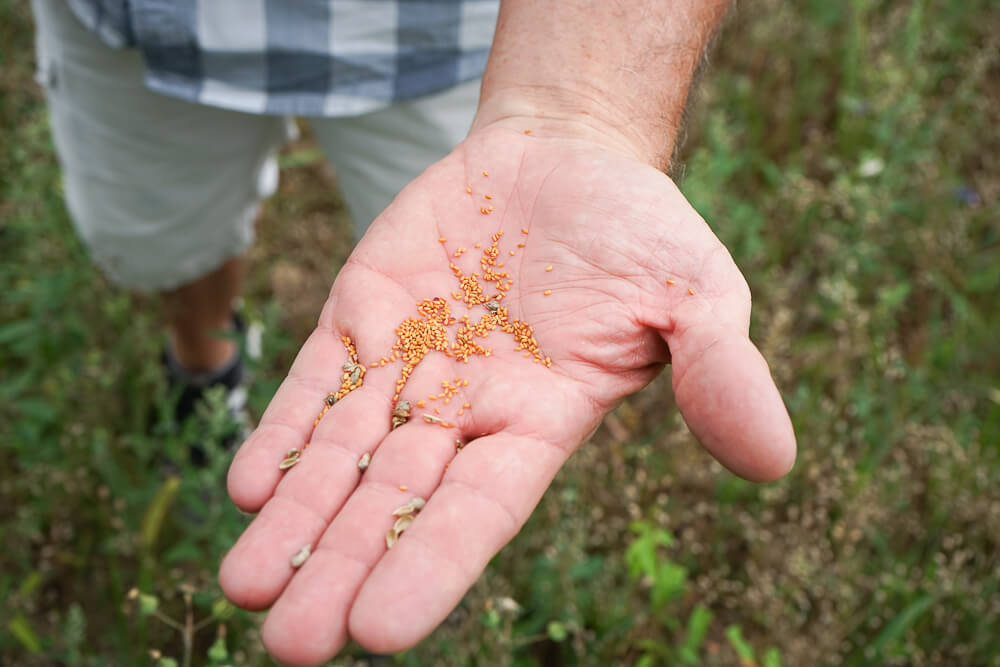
[2,1,999,665]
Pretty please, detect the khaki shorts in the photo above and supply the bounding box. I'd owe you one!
[32,0,481,291]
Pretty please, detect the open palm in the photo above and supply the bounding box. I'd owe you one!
[219,125,795,665]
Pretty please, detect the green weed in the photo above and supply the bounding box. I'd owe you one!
[2,0,999,665]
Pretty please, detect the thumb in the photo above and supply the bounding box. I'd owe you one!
[620,171,795,480]
[668,319,796,481]
[655,236,795,481]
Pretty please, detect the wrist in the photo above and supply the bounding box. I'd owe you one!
[470,0,730,171]
[470,84,676,169]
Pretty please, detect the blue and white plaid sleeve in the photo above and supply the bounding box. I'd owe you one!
[64,0,498,117]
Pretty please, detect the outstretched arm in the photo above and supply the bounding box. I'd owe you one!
[220,2,794,665]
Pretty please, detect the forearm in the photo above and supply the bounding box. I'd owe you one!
[472,0,730,169]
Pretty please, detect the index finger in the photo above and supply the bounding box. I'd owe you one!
[226,263,423,512]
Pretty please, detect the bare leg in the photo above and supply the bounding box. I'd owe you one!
[163,255,246,372]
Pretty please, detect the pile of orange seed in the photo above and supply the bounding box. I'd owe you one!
[389,298,453,403]
[283,168,556,470]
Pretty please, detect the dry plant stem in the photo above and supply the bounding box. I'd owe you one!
[183,594,193,667]
[141,594,222,667]
[150,608,185,633]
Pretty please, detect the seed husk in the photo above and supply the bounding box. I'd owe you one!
[484,299,500,313]
[391,399,411,430]
[422,413,446,425]
[325,393,337,406]
[357,452,371,471]
[392,514,415,534]
[392,497,426,516]
[290,544,311,568]
[278,448,301,470]
[331,339,366,402]
[386,495,426,549]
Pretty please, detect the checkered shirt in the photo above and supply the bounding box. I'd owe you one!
[64,0,497,116]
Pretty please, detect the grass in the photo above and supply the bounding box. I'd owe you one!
[2,0,999,665]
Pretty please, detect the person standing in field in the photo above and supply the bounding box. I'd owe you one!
[32,1,796,663]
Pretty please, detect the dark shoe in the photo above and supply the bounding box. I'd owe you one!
[161,314,252,465]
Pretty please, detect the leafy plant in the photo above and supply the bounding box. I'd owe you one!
[2,0,998,664]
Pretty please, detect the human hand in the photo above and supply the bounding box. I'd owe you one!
[218,124,795,665]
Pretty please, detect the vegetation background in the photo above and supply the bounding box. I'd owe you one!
[2,0,999,665]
